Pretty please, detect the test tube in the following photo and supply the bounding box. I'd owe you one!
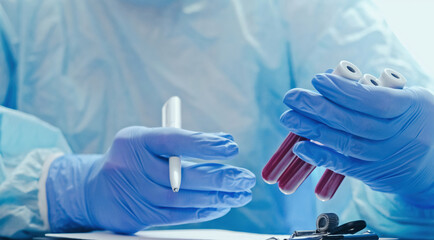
[262,133,307,184]
[315,72,378,201]
[277,154,316,194]
[262,60,362,196]
[315,169,346,201]
[315,68,406,201]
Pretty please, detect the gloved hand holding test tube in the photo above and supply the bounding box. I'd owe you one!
[162,96,182,192]
[262,61,363,195]
[263,60,406,201]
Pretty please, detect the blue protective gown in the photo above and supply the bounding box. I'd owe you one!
[0,0,433,238]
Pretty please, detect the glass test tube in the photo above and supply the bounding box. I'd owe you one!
[262,133,307,184]
[315,66,407,201]
[262,60,363,199]
[315,169,345,201]
[313,61,363,201]
[262,132,312,194]
[277,154,316,194]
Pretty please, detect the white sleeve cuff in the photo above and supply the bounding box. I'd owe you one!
[38,152,65,231]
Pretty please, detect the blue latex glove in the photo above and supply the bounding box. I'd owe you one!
[46,127,256,233]
[280,73,434,208]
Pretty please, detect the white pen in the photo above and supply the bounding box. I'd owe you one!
[162,96,182,192]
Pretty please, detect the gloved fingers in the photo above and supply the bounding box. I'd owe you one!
[280,111,398,161]
[292,141,375,179]
[139,127,239,159]
[282,90,403,140]
[311,73,414,118]
[141,180,252,208]
[180,132,235,160]
[143,159,256,192]
[150,207,231,227]
[212,132,235,141]
[324,69,333,73]
[292,140,407,193]
[181,162,256,191]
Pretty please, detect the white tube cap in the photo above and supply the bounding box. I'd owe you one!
[379,68,406,89]
[332,60,363,81]
[359,73,381,86]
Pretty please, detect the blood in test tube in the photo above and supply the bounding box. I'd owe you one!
[311,61,363,200]
[315,169,345,201]
[278,155,316,194]
[262,60,365,199]
[314,65,407,201]
[314,72,381,201]
[262,133,307,184]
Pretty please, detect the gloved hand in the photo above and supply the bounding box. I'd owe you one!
[46,126,256,233]
[280,73,434,208]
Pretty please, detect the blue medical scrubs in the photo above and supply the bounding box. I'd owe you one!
[0,0,432,238]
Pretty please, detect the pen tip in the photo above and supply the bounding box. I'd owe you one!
[172,188,179,192]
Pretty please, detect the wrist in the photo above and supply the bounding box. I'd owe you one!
[38,152,65,231]
[46,154,103,232]
[399,167,434,209]
[399,191,434,209]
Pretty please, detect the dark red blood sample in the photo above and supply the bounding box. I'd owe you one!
[277,156,316,195]
[262,133,307,184]
[315,169,345,201]
[262,62,364,199]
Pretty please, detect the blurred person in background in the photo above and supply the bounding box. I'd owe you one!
[0,0,433,239]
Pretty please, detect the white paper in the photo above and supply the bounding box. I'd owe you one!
[46,229,284,240]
